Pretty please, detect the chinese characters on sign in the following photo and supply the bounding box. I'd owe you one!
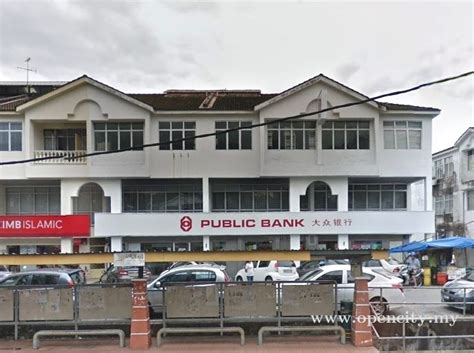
[311,218,352,227]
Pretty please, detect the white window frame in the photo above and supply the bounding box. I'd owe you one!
[94,122,144,152]
[383,120,422,149]
[215,121,252,150]
[0,122,22,151]
[159,121,196,150]
[468,150,474,171]
[267,120,316,150]
[322,120,370,150]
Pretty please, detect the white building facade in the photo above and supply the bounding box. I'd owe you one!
[0,75,439,259]
[432,127,474,238]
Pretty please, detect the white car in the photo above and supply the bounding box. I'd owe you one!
[299,264,405,315]
[235,260,299,282]
[363,259,407,276]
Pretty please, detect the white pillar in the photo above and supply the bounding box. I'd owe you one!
[110,236,123,252]
[290,235,301,250]
[338,234,349,250]
[203,235,211,251]
[202,177,210,212]
[60,238,73,254]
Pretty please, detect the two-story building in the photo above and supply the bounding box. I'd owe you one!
[0,74,439,267]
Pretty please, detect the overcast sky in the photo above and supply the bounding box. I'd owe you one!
[0,0,472,152]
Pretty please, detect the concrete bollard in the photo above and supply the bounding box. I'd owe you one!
[351,277,373,347]
[129,279,152,349]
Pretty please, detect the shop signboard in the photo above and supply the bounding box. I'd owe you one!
[0,215,90,237]
[113,252,145,267]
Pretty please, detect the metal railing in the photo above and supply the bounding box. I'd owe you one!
[33,150,87,164]
[0,283,132,340]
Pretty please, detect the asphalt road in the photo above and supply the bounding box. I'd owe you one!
[389,286,473,318]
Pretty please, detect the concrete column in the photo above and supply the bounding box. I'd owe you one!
[60,238,73,254]
[203,235,211,251]
[289,179,301,251]
[130,279,151,349]
[202,177,210,212]
[351,278,373,347]
[110,236,123,252]
[337,234,349,250]
[290,235,300,250]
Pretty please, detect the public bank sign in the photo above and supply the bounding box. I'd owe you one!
[0,215,90,237]
[94,211,434,236]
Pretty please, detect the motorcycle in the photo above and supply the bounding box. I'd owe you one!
[398,267,423,286]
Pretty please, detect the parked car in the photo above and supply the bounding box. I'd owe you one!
[235,260,299,282]
[295,264,405,315]
[297,259,349,276]
[363,259,407,275]
[99,265,152,283]
[441,271,474,313]
[147,264,230,315]
[0,265,10,281]
[0,268,86,287]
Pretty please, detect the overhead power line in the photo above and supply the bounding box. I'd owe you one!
[1,71,472,166]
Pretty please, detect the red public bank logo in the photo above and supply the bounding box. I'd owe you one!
[180,216,192,232]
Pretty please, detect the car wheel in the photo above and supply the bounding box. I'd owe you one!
[236,276,243,282]
[265,276,273,282]
[369,297,388,316]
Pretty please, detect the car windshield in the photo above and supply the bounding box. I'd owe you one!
[277,261,295,268]
[464,271,474,282]
[387,258,401,265]
[297,269,323,281]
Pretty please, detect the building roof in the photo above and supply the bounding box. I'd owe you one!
[0,74,440,113]
[432,126,473,156]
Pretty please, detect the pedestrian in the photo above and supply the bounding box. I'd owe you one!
[245,261,254,284]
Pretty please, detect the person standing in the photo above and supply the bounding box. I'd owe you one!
[245,261,254,284]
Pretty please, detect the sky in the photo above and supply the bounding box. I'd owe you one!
[0,0,472,153]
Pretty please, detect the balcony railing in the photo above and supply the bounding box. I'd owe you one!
[33,150,87,164]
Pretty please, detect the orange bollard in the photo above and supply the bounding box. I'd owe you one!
[129,279,152,349]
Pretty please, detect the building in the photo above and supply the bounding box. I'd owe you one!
[432,127,474,238]
[0,74,439,272]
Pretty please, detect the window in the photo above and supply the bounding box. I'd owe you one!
[215,121,252,150]
[44,129,86,151]
[159,121,195,150]
[434,160,444,179]
[348,184,407,210]
[468,150,474,171]
[211,181,289,212]
[122,180,203,213]
[0,122,22,151]
[468,191,474,211]
[383,121,422,149]
[444,156,454,177]
[434,196,445,215]
[318,270,343,284]
[6,186,60,215]
[31,274,60,285]
[434,194,454,215]
[94,122,144,151]
[300,182,338,211]
[322,121,370,150]
[191,271,217,282]
[267,120,316,150]
[162,271,190,283]
[73,183,111,223]
[347,271,374,283]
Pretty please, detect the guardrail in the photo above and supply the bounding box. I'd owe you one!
[33,150,87,164]
[0,283,132,340]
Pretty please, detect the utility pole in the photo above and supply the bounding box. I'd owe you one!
[17,57,37,94]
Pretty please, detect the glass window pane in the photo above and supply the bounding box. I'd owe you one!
[384,130,395,149]
[334,121,345,129]
[20,192,34,213]
[184,122,195,129]
[166,192,179,211]
[119,122,131,130]
[327,195,337,210]
[184,130,195,150]
[254,191,267,210]
[267,130,279,149]
[212,192,225,210]
[10,123,21,130]
[395,121,407,127]
[10,131,22,151]
[216,132,226,149]
[395,192,407,209]
[107,123,118,130]
[293,121,303,129]
[396,130,408,149]
[334,130,345,149]
[358,130,370,149]
[35,193,48,214]
[408,130,421,149]
[194,192,203,210]
[172,131,183,150]
[381,191,394,209]
[132,122,143,130]
[241,130,252,149]
[132,131,143,150]
[138,193,151,211]
[158,122,170,129]
[305,130,315,149]
[346,130,357,149]
[354,191,367,210]
[314,191,326,210]
[152,193,166,211]
[280,130,291,149]
[346,122,357,128]
[180,192,194,211]
[241,121,252,128]
[107,131,118,151]
[159,131,171,150]
[94,122,105,130]
[240,192,253,210]
[293,130,303,149]
[408,121,422,128]
[123,193,137,212]
[120,132,131,149]
[228,131,239,149]
[358,121,369,129]
[172,122,183,129]
[226,192,239,210]
[267,191,281,210]
[215,121,226,129]
[0,132,8,151]
[322,130,332,149]
[383,121,394,127]
[368,192,380,209]
[48,192,60,214]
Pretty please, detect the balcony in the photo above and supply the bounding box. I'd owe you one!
[33,150,87,164]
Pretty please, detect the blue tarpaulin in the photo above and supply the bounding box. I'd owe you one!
[390,236,474,253]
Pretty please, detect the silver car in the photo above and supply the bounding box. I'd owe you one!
[147,264,230,316]
[441,271,474,313]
